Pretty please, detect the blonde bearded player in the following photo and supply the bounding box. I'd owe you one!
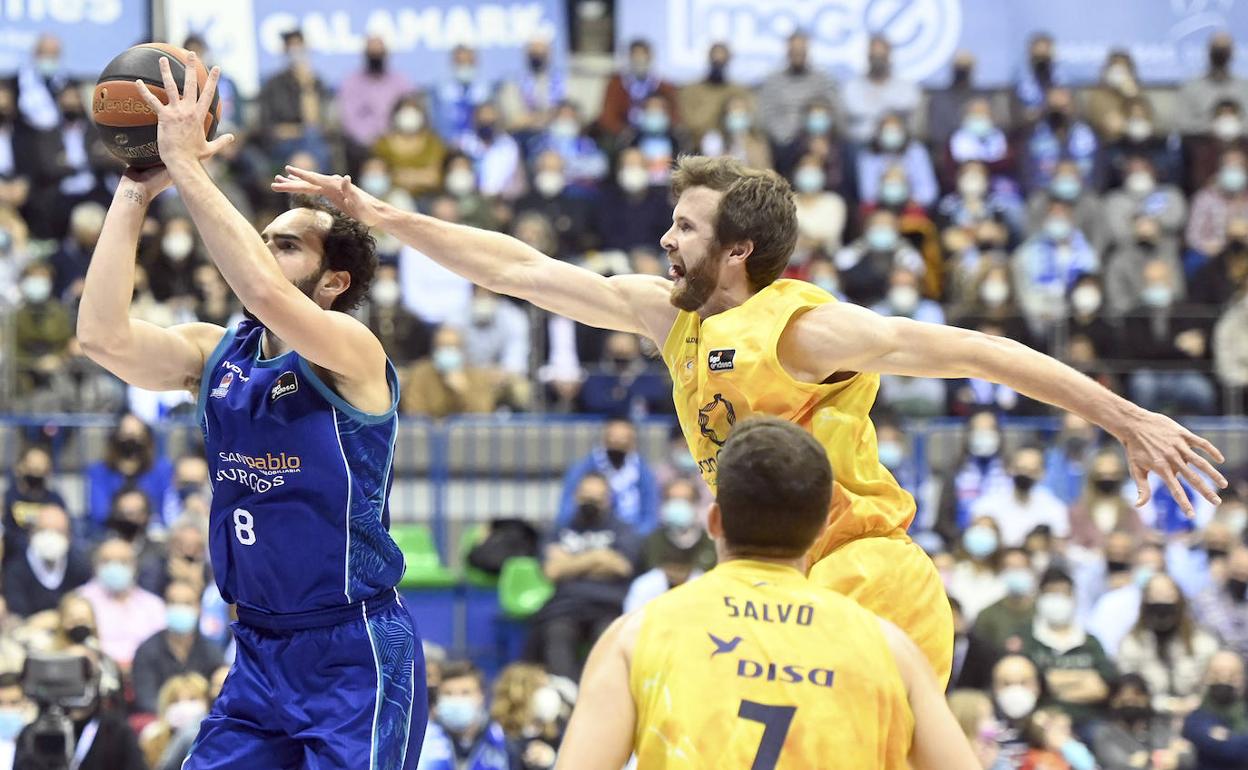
[273,155,1227,686]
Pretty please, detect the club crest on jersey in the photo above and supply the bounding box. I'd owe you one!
[698,393,736,446]
[270,371,299,403]
[210,372,233,399]
[708,348,735,371]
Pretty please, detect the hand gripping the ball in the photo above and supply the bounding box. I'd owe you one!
[134,52,234,167]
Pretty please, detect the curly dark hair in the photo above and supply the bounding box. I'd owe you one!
[290,195,377,312]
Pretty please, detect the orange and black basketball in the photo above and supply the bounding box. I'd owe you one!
[91,43,219,168]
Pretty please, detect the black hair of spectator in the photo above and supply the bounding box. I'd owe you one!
[1038,565,1073,590]
[628,39,652,55]
[183,34,206,51]
[289,195,377,312]
[441,150,473,177]
[1028,31,1054,47]
[282,30,304,49]
[0,672,20,689]
[1213,98,1242,115]
[440,660,484,692]
[653,536,698,567]
[715,416,832,558]
[105,413,154,473]
[1000,546,1029,560]
[110,485,152,515]
[1110,672,1151,700]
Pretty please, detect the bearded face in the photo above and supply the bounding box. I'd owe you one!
[669,243,724,312]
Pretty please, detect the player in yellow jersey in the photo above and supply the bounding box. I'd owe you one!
[274,156,1227,686]
[555,416,978,769]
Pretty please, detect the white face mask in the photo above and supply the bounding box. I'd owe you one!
[887,285,920,315]
[371,279,401,308]
[394,107,424,134]
[1125,171,1155,196]
[1214,115,1243,142]
[21,275,51,303]
[1037,591,1075,626]
[995,684,1037,720]
[980,279,1009,308]
[1070,284,1102,315]
[31,529,69,562]
[163,232,195,261]
[1124,117,1152,142]
[445,168,476,197]
[958,173,987,198]
[530,685,562,724]
[618,166,650,194]
[164,699,208,731]
[534,170,565,198]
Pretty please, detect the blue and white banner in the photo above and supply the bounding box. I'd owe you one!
[0,0,150,77]
[618,0,1248,87]
[163,0,568,96]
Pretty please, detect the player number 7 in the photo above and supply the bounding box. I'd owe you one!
[738,700,796,770]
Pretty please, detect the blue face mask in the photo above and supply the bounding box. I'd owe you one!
[661,499,696,528]
[806,111,831,135]
[98,561,134,593]
[166,604,199,635]
[877,441,904,470]
[432,347,464,374]
[1044,217,1073,242]
[436,695,482,734]
[1050,175,1082,201]
[963,115,993,137]
[880,181,909,206]
[0,709,27,740]
[640,110,669,134]
[866,226,898,252]
[724,111,751,134]
[1220,166,1247,193]
[963,525,998,558]
[1002,568,1036,596]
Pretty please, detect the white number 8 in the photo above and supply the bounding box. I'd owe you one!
[233,509,256,546]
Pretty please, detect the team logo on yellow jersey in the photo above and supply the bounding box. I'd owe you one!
[697,393,736,446]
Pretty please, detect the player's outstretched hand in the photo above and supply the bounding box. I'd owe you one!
[133,52,234,166]
[272,166,384,228]
[1120,408,1226,517]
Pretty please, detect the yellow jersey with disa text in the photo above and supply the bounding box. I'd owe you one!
[630,559,914,769]
[659,279,916,561]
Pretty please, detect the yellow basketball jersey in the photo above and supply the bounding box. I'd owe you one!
[630,559,914,769]
[659,279,916,561]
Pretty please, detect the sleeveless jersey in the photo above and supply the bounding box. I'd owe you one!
[659,279,915,561]
[196,320,405,615]
[630,559,913,769]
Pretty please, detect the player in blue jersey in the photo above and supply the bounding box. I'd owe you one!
[76,54,425,769]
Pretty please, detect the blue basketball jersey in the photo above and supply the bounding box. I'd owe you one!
[196,320,405,615]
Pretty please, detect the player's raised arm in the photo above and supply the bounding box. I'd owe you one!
[555,613,639,770]
[77,163,224,393]
[272,167,679,345]
[135,54,386,389]
[781,301,1227,516]
[877,619,980,770]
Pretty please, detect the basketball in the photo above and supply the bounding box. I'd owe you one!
[91,42,219,168]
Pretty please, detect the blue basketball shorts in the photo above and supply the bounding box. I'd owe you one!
[183,591,427,770]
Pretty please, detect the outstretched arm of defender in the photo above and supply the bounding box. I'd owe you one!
[878,619,980,770]
[77,165,224,393]
[555,614,638,770]
[135,54,386,387]
[271,167,678,344]
[782,303,1227,515]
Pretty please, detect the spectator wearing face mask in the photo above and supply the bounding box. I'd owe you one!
[102,487,164,569]
[365,263,433,367]
[451,286,532,382]
[1085,51,1144,138]
[756,31,842,147]
[947,516,1009,623]
[677,43,750,142]
[0,671,35,768]
[400,325,524,418]
[372,96,448,198]
[1025,158,1106,253]
[556,419,659,535]
[1178,32,1248,136]
[14,260,71,399]
[624,542,702,613]
[430,44,495,141]
[457,103,525,199]
[498,35,565,141]
[515,151,595,260]
[1121,257,1217,415]
[789,152,848,263]
[1187,147,1248,271]
[1213,285,1248,413]
[948,597,1002,695]
[576,331,668,418]
[534,474,640,679]
[991,654,1045,766]
[599,39,681,138]
[79,538,166,672]
[85,413,173,529]
[1102,97,1181,189]
[131,581,223,715]
[1093,674,1195,770]
[141,512,209,599]
[1014,33,1063,125]
[1103,156,1187,249]
[857,113,939,208]
[775,98,856,200]
[1042,414,1097,508]
[524,102,607,191]
[949,262,1033,345]
[1192,546,1248,663]
[1024,706,1101,770]
[1084,533,1158,654]
[1118,573,1219,719]
[945,98,1016,185]
[419,661,517,770]
[1059,274,1119,365]
[834,208,926,306]
[1013,198,1100,335]
[622,93,688,187]
[3,502,89,617]
[1022,88,1102,195]
[1104,214,1186,319]
[1191,216,1248,309]
[860,163,944,292]
[927,50,984,150]
[871,266,947,416]
[487,663,570,770]
[593,147,671,252]
[950,689,1014,770]
[974,548,1039,655]
[934,409,1010,543]
[257,30,333,172]
[143,216,201,310]
[140,673,211,770]
[972,445,1071,548]
[2,444,65,565]
[1181,649,1248,770]
[1186,100,1248,193]
[938,161,1024,242]
[639,479,715,575]
[1067,449,1145,551]
[1164,515,1235,600]
[699,93,771,170]
[1024,566,1117,730]
[335,35,412,173]
[843,35,921,144]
